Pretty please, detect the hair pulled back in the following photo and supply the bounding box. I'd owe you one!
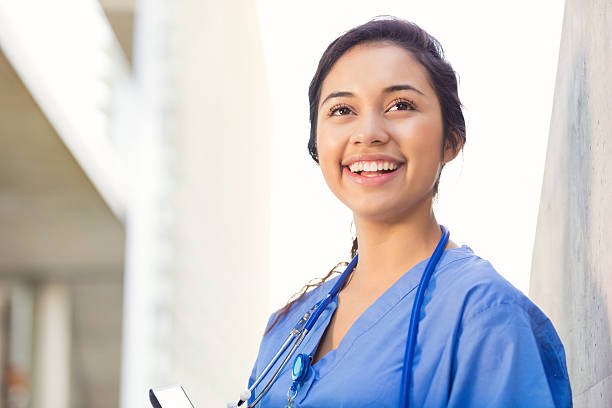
[265,16,465,335]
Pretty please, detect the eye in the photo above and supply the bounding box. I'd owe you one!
[328,104,353,116]
[387,98,417,112]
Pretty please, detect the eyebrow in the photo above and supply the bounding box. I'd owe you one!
[320,84,425,107]
[383,84,425,96]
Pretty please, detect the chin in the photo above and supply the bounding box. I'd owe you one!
[351,204,405,224]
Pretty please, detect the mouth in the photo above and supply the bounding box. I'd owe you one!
[343,160,402,178]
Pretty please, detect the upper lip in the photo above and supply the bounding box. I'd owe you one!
[341,153,404,167]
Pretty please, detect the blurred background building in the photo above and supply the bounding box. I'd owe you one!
[0,0,271,407]
[0,0,610,407]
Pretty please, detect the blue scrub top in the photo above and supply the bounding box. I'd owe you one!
[247,245,572,407]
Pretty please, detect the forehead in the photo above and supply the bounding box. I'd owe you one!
[319,42,433,103]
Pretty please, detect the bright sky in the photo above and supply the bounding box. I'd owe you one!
[256,0,566,313]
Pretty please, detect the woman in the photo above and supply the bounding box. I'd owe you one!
[243,17,572,407]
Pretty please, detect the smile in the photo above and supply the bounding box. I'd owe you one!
[342,160,403,186]
[347,160,399,176]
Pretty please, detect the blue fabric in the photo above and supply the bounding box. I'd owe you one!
[247,245,572,407]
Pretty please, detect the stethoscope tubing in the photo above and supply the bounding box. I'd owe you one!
[246,332,296,398]
[247,329,309,407]
[400,224,449,407]
[240,256,358,407]
[241,225,448,408]
[303,254,359,332]
[244,297,320,404]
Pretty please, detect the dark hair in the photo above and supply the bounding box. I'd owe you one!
[264,16,465,335]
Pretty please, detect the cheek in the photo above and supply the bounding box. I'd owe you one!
[396,118,444,173]
[316,128,343,177]
[399,114,443,150]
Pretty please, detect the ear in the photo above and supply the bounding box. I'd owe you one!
[442,129,463,164]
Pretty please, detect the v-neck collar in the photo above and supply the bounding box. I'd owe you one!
[292,245,474,402]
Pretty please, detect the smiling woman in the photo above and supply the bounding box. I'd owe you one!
[241,16,572,408]
[316,41,453,225]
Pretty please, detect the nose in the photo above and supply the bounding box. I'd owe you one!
[349,110,389,146]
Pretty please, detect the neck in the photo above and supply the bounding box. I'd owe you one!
[350,197,444,292]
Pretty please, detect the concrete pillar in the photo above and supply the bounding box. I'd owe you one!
[169,0,272,404]
[530,1,611,407]
[120,1,271,407]
[0,287,9,408]
[31,284,71,408]
[7,285,34,408]
[119,1,176,407]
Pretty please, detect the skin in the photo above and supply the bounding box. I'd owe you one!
[312,41,463,364]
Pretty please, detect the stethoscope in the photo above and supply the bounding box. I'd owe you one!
[228,225,450,408]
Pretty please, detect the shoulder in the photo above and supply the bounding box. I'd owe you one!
[436,247,571,404]
[433,245,551,331]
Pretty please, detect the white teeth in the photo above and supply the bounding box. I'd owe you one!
[348,160,399,173]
